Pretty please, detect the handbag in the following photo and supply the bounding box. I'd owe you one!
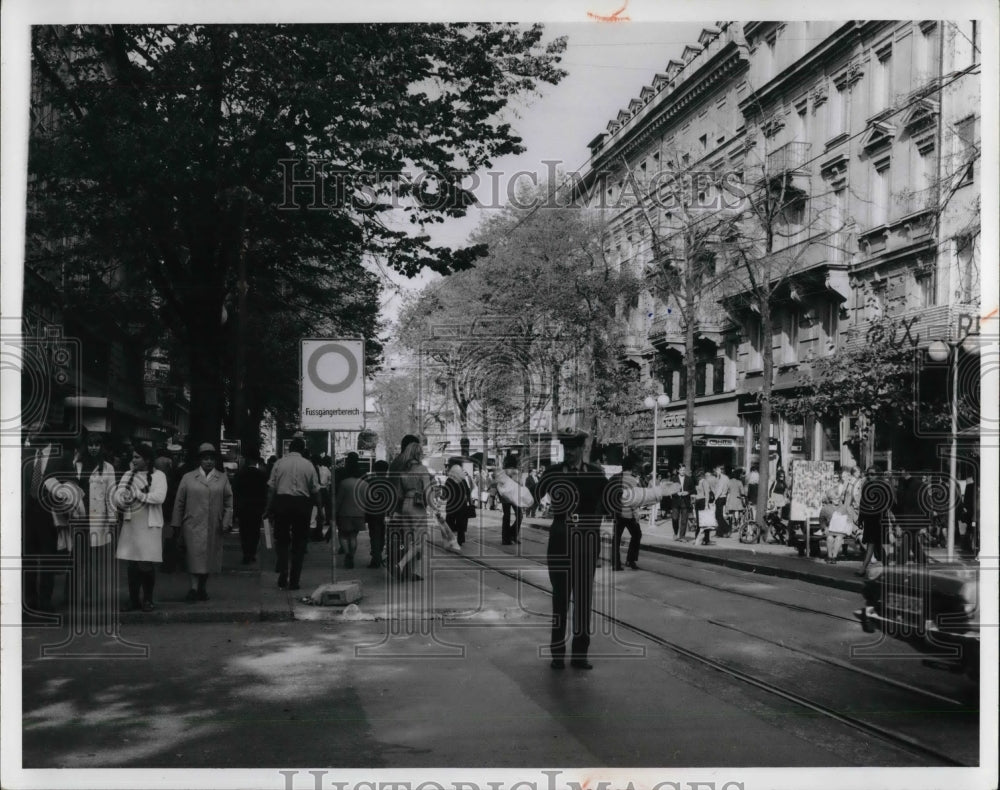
[697,507,717,528]
[462,502,477,519]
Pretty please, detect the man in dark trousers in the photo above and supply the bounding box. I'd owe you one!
[499,453,523,545]
[234,452,269,565]
[610,452,653,571]
[22,421,69,616]
[536,429,610,671]
[265,437,323,590]
[670,465,696,540]
[893,467,925,564]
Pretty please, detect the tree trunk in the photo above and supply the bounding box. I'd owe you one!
[756,296,774,528]
[683,237,696,470]
[184,286,227,452]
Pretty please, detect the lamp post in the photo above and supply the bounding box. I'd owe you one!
[644,393,670,529]
[926,339,966,561]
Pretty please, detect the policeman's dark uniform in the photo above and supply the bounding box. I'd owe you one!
[536,429,610,669]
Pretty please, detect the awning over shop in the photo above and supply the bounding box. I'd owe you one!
[631,425,743,447]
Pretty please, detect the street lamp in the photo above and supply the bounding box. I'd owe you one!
[643,393,670,529]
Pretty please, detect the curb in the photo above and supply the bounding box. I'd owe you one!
[524,521,867,595]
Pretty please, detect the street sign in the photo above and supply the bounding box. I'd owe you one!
[300,338,365,431]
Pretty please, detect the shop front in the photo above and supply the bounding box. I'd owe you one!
[629,398,743,475]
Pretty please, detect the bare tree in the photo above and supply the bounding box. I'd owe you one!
[622,148,740,469]
[719,125,850,524]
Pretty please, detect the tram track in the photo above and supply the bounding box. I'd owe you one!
[452,527,974,767]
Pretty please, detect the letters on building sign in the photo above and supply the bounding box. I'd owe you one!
[864,310,981,350]
[659,413,689,429]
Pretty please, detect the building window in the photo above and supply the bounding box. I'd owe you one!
[695,359,708,397]
[873,43,893,108]
[956,235,977,302]
[955,116,978,187]
[748,321,764,371]
[829,187,847,262]
[915,270,935,308]
[828,77,848,139]
[916,22,939,84]
[781,310,799,365]
[871,157,891,227]
[699,133,708,150]
[822,301,839,354]
[713,355,726,394]
[794,97,808,141]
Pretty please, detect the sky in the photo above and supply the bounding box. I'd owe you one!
[377,19,708,328]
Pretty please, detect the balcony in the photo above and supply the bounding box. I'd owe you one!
[766,141,812,176]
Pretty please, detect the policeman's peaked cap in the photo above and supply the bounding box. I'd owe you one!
[557,429,588,447]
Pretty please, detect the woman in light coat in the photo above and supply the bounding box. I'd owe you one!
[114,443,168,612]
[172,443,233,602]
[72,432,117,608]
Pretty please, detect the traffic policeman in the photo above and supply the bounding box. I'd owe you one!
[536,429,610,670]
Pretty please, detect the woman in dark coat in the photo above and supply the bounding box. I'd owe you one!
[444,458,473,547]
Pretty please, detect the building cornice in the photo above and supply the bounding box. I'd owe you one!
[591,41,749,171]
[739,21,866,115]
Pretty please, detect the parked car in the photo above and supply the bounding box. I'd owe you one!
[854,561,980,682]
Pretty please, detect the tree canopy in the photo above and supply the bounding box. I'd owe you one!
[397,185,645,456]
[28,23,567,448]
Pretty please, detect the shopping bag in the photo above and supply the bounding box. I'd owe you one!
[263,516,273,549]
[828,510,853,535]
[496,475,534,508]
[697,507,717,528]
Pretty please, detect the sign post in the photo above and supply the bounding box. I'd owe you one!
[301,339,366,584]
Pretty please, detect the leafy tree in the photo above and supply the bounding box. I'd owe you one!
[27,23,567,447]
[398,184,644,458]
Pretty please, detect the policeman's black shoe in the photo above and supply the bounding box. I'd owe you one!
[277,575,288,589]
[627,561,639,570]
[184,590,199,603]
[612,564,624,571]
[550,659,565,670]
[501,541,513,546]
[570,659,594,670]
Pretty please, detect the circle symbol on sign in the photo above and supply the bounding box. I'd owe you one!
[306,343,358,394]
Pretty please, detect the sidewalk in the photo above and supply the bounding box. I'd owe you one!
[101,511,973,624]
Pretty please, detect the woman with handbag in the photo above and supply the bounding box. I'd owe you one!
[444,458,474,547]
[821,488,855,564]
[113,443,168,612]
[693,468,717,545]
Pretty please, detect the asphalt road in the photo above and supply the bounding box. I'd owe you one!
[20,525,980,771]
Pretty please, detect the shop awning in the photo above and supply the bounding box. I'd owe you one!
[630,425,743,447]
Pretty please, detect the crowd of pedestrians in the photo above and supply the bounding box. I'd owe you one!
[21,419,978,638]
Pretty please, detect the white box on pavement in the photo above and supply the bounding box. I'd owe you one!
[310,581,362,606]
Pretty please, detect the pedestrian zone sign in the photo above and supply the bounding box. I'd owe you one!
[301,338,365,431]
